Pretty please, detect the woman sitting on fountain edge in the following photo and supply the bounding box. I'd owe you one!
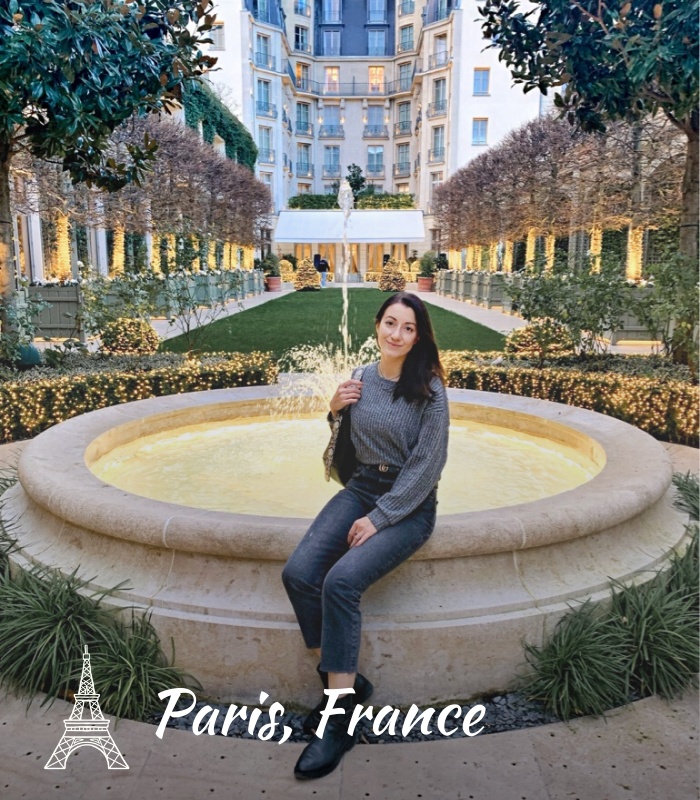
[282,291,450,780]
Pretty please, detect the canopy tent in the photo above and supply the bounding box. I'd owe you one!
[273,209,425,243]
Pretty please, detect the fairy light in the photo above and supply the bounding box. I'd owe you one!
[55,213,72,281]
[466,245,475,271]
[151,234,162,273]
[525,228,537,271]
[489,242,499,272]
[544,235,555,271]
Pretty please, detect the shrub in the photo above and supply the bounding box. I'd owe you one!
[0,352,277,443]
[505,321,576,366]
[419,250,437,278]
[379,258,407,292]
[101,318,160,356]
[294,257,321,291]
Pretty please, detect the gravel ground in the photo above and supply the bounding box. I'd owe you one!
[148,691,565,744]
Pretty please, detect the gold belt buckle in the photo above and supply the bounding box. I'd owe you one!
[379,463,389,472]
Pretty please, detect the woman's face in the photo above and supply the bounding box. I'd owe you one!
[375,302,419,360]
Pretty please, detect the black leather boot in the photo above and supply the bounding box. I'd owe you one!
[302,666,373,735]
[294,692,359,780]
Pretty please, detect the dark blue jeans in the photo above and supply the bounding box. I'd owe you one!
[282,464,438,674]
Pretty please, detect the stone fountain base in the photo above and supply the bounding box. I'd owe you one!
[3,388,687,706]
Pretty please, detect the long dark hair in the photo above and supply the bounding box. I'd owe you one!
[374,292,445,404]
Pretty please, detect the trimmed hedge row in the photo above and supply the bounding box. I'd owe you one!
[441,352,699,446]
[0,353,278,444]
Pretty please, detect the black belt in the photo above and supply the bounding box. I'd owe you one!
[359,462,401,474]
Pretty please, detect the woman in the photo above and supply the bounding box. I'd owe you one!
[282,291,450,780]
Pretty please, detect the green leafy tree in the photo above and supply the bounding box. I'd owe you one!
[345,163,366,199]
[0,0,216,320]
[479,0,699,259]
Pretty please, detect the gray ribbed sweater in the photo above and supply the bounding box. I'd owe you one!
[328,362,450,531]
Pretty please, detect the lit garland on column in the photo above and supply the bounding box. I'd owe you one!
[503,241,513,273]
[627,226,644,280]
[243,247,254,270]
[590,226,602,273]
[151,234,162,273]
[54,212,72,280]
[466,245,475,270]
[474,245,483,271]
[111,225,125,276]
[525,228,537,271]
[489,242,499,272]
[545,235,556,271]
[448,249,461,270]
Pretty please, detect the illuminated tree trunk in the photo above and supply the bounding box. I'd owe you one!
[589,226,602,272]
[502,240,513,273]
[525,228,537,271]
[55,212,72,280]
[473,245,482,271]
[466,245,475,270]
[111,225,125,275]
[489,242,499,272]
[151,233,162,272]
[626,226,644,280]
[544,234,556,271]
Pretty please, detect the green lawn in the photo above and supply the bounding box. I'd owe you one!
[160,289,505,356]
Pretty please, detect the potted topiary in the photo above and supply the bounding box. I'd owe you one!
[417,250,437,292]
[263,254,282,291]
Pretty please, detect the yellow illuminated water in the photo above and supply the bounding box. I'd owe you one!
[90,416,602,516]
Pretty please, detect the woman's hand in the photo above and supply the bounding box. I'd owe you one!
[329,379,363,418]
[347,516,378,548]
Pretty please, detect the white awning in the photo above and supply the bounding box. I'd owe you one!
[273,209,425,243]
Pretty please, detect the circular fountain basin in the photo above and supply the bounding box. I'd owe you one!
[4,387,686,706]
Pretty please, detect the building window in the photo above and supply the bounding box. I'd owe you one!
[369,66,385,94]
[297,103,310,125]
[325,66,340,92]
[431,126,445,160]
[399,25,414,51]
[367,145,384,174]
[295,0,311,15]
[430,227,442,250]
[297,183,312,194]
[430,172,443,204]
[474,68,490,95]
[324,104,340,126]
[296,62,310,90]
[368,0,386,23]
[397,183,410,194]
[472,118,488,145]
[368,30,386,56]
[297,143,311,167]
[397,143,410,163]
[323,0,341,23]
[210,23,225,50]
[433,78,446,103]
[398,62,412,91]
[294,26,310,52]
[367,106,383,127]
[324,29,341,55]
[259,126,272,151]
[257,79,270,104]
[324,145,340,177]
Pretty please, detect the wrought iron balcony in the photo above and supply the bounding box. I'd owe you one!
[427,99,447,118]
[256,101,277,118]
[296,162,314,177]
[399,0,415,15]
[394,120,412,136]
[323,164,341,178]
[254,52,276,70]
[294,1,311,16]
[322,11,341,22]
[295,42,312,54]
[366,163,385,177]
[367,12,387,23]
[397,40,414,53]
[428,52,449,70]
[363,125,389,139]
[258,148,275,164]
[428,147,445,163]
[296,121,314,136]
[319,125,345,138]
[393,162,411,177]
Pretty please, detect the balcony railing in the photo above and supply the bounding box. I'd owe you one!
[295,42,312,54]
[394,120,412,136]
[393,162,411,177]
[258,148,275,164]
[322,12,341,22]
[284,75,418,97]
[397,40,414,53]
[363,125,389,138]
[254,52,276,70]
[397,78,412,93]
[367,12,387,23]
[294,1,311,16]
[427,99,447,118]
[256,101,277,118]
[428,51,449,70]
[398,0,415,14]
[323,164,341,178]
[296,162,314,177]
[296,121,314,136]
[319,125,345,138]
[366,163,385,177]
[428,147,445,163]
[425,0,453,25]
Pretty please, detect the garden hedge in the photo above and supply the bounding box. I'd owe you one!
[0,353,277,443]
[441,352,699,446]
[0,351,696,445]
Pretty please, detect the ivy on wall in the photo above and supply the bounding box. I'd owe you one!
[182,83,258,171]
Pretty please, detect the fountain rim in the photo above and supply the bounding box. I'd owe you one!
[16,386,673,560]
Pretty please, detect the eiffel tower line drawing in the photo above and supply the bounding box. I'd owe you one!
[45,644,129,770]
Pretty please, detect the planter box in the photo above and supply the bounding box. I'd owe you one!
[265,276,282,292]
[417,276,435,292]
[28,285,83,340]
